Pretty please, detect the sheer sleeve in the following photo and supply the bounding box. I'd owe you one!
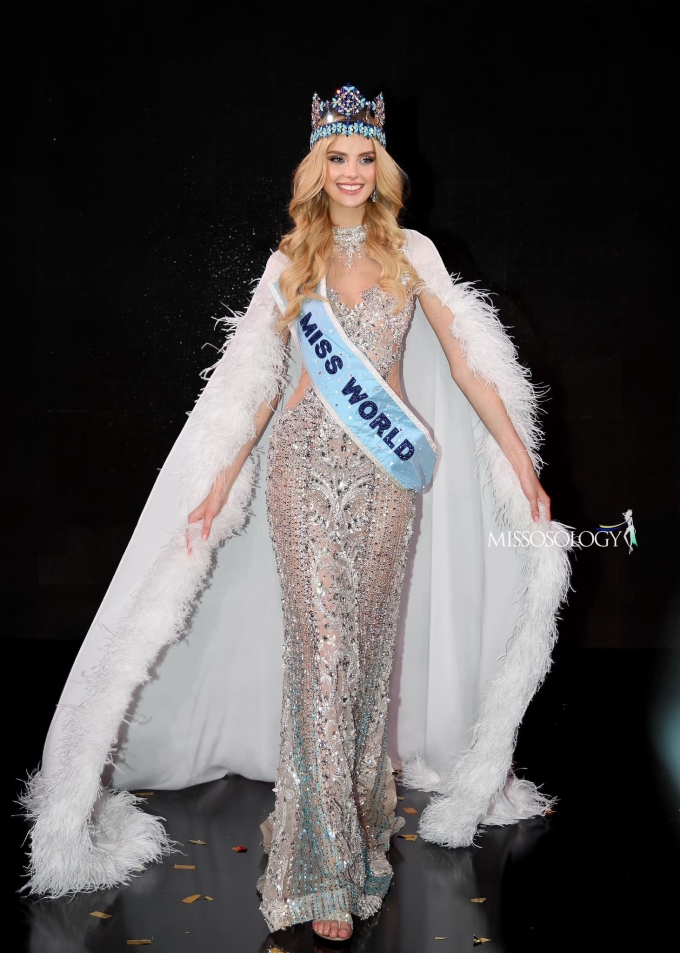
[402,228,545,468]
[181,249,290,514]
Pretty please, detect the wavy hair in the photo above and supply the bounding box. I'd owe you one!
[277,136,419,328]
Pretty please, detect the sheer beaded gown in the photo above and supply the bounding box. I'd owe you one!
[257,265,418,931]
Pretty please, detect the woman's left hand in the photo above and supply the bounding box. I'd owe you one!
[515,457,552,523]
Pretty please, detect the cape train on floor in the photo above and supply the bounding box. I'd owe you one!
[21,229,575,897]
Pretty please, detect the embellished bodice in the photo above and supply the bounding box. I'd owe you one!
[326,281,416,380]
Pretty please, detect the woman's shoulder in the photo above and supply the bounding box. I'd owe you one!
[399,228,444,270]
[400,227,438,252]
[262,248,290,277]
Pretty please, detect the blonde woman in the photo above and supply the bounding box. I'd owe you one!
[189,86,552,942]
[23,86,573,946]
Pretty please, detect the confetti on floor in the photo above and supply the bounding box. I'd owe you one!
[134,792,154,797]
[188,839,206,845]
[182,894,202,904]
[231,845,248,852]
[435,937,447,940]
[204,896,215,901]
[398,834,418,841]
[473,936,491,945]
[396,796,404,800]
[126,942,152,947]
[471,898,487,903]
[174,864,196,870]
[89,911,112,919]
[403,807,418,814]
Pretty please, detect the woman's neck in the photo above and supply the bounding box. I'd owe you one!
[328,199,366,228]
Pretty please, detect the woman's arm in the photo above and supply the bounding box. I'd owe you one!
[188,321,291,548]
[419,290,551,524]
[187,393,281,549]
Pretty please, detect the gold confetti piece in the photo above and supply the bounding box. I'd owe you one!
[134,791,154,797]
[471,898,487,903]
[126,942,152,947]
[188,839,206,845]
[396,796,405,800]
[182,894,202,904]
[473,936,491,945]
[398,834,418,841]
[435,937,447,941]
[174,864,196,870]
[403,807,418,814]
[231,845,248,852]
[204,896,215,901]
[89,911,112,919]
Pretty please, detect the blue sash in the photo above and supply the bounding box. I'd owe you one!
[269,280,437,493]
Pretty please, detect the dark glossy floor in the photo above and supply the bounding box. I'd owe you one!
[11,642,679,952]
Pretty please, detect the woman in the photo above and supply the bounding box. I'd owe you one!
[22,86,573,943]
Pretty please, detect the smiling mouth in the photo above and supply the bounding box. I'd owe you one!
[337,183,364,193]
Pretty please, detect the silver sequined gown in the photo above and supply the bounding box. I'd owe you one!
[257,283,417,932]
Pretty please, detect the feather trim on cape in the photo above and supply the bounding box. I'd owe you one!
[399,231,574,846]
[19,231,574,897]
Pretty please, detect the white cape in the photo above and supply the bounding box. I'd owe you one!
[22,229,574,897]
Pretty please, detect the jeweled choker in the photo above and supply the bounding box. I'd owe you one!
[332,224,366,269]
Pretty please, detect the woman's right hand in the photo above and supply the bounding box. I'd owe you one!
[186,483,231,554]
[184,395,281,554]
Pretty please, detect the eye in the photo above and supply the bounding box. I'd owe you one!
[359,156,376,164]
[329,155,344,163]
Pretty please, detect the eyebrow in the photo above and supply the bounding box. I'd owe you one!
[327,149,375,157]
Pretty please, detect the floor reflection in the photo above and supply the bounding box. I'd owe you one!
[21,778,550,952]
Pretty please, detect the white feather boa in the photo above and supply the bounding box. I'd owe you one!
[20,231,574,896]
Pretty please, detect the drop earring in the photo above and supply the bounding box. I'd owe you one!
[371,186,377,203]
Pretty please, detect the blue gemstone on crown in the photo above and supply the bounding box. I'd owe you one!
[331,85,366,117]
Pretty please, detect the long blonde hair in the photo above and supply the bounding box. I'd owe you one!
[278,136,418,327]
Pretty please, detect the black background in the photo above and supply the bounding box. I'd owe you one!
[6,1,679,649]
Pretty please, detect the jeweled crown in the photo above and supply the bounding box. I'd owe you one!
[310,84,385,150]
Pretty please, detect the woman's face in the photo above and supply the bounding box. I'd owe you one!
[323,135,377,211]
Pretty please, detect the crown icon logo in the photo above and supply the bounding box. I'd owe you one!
[310,85,386,150]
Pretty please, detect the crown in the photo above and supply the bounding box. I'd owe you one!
[310,84,386,150]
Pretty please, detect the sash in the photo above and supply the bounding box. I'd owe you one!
[269,280,437,493]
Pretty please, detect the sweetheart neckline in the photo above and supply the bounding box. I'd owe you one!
[326,283,381,315]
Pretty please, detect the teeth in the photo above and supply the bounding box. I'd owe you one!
[338,184,362,191]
